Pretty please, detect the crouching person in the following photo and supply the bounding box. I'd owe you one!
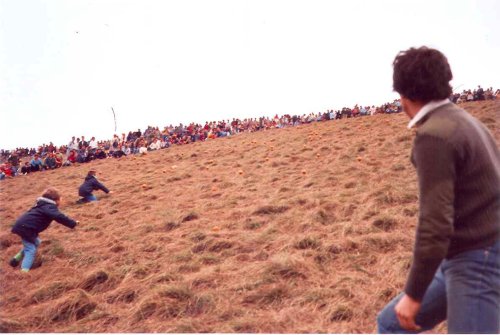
[10,188,78,272]
[77,170,111,203]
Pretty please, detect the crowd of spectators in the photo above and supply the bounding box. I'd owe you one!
[1,87,496,180]
[450,86,498,104]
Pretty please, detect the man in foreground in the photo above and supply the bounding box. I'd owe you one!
[377,46,499,333]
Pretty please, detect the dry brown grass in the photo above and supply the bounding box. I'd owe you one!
[0,101,498,332]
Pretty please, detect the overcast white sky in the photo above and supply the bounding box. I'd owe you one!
[1,0,499,149]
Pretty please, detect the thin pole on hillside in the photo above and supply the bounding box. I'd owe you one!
[111,107,117,133]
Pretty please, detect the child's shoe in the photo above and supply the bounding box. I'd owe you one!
[9,258,19,267]
[9,251,23,268]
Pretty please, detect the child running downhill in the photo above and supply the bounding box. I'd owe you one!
[10,187,79,272]
[77,170,111,203]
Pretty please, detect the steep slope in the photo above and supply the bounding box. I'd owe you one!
[0,101,498,333]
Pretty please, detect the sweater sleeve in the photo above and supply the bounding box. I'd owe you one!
[93,179,110,193]
[405,135,456,301]
[45,205,77,229]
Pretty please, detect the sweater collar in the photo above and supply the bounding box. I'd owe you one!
[37,197,56,205]
[407,99,451,129]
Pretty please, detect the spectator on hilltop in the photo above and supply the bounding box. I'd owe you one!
[89,136,98,150]
[80,136,88,150]
[67,136,77,153]
[0,162,14,179]
[7,153,20,173]
[148,137,161,151]
[475,85,485,101]
[30,154,43,172]
[54,151,64,168]
[94,148,107,159]
[20,162,31,175]
[44,152,57,170]
[76,150,87,164]
[66,150,77,165]
[112,146,126,158]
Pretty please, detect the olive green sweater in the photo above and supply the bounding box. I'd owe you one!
[405,102,500,301]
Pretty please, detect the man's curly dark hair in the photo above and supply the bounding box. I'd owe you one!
[392,46,453,102]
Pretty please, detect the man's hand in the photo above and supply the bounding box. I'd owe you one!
[395,294,422,331]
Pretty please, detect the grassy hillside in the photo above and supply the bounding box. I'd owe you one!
[0,100,498,333]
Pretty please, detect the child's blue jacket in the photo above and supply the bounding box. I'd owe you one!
[11,197,77,243]
[78,175,110,197]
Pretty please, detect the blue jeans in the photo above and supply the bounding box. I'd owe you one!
[377,241,500,334]
[21,237,41,270]
[81,194,97,202]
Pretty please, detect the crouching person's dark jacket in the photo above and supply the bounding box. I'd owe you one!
[11,197,77,243]
[78,175,110,197]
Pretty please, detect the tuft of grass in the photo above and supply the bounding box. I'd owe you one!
[192,239,233,254]
[110,244,125,253]
[46,289,97,323]
[264,259,307,281]
[313,252,334,266]
[199,254,221,265]
[480,116,495,124]
[397,134,412,142]
[173,251,193,262]
[47,240,65,256]
[134,299,158,321]
[178,263,201,273]
[244,219,265,230]
[242,285,289,306]
[159,285,194,301]
[403,207,418,217]
[169,323,198,333]
[372,216,398,232]
[154,273,182,283]
[106,288,138,304]
[0,235,13,250]
[329,305,353,322]
[182,212,199,222]
[294,237,321,250]
[189,231,206,242]
[134,289,213,321]
[296,198,308,206]
[78,270,109,292]
[344,181,357,189]
[253,205,290,215]
[362,236,398,252]
[362,209,378,220]
[314,209,330,225]
[184,294,215,317]
[231,321,259,333]
[191,276,218,289]
[326,244,343,254]
[28,281,73,304]
[392,163,405,171]
[0,318,22,333]
[164,221,180,231]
